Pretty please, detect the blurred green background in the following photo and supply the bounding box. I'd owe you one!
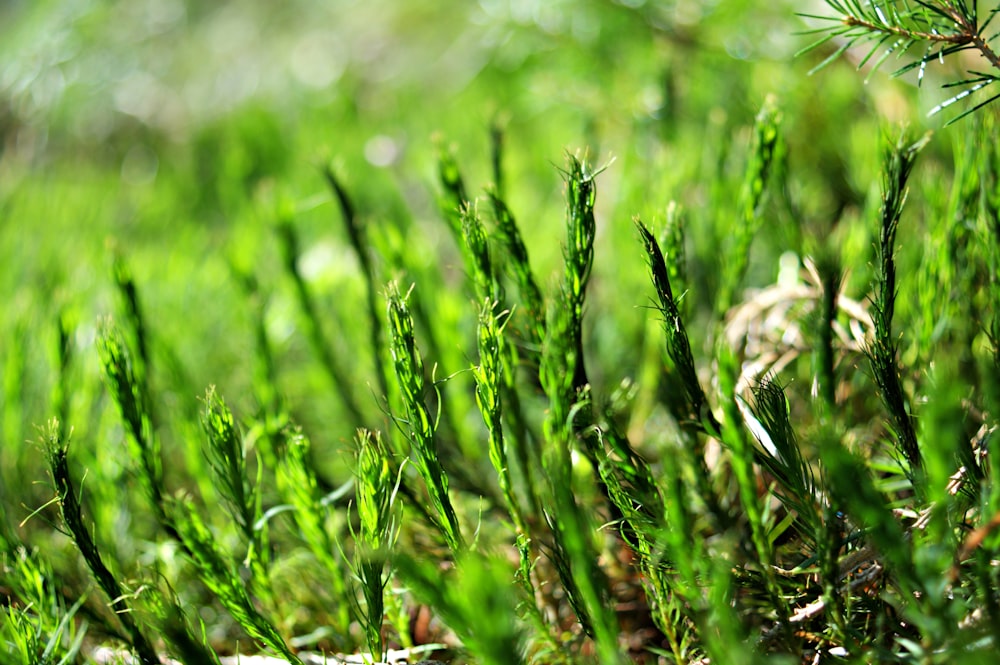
[0,0,957,533]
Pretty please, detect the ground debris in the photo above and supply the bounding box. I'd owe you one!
[90,645,448,665]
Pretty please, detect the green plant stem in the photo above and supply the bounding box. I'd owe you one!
[561,154,599,393]
[636,220,731,530]
[97,320,166,525]
[323,166,391,404]
[635,221,713,428]
[717,96,782,317]
[490,118,505,200]
[474,302,527,535]
[275,429,352,642]
[51,312,73,440]
[169,496,303,665]
[112,255,151,383]
[866,133,929,476]
[276,219,367,426]
[717,349,789,631]
[354,428,397,661]
[540,275,621,661]
[815,252,842,413]
[386,281,464,553]
[436,143,470,241]
[200,387,274,607]
[43,421,160,665]
[487,189,546,350]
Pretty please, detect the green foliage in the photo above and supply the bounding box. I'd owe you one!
[396,553,525,665]
[6,2,1000,664]
[96,320,164,520]
[486,188,546,349]
[202,387,258,544]
[635,220,713,431]
[718,95,784,316]
[1,548,88,665]
[200,387,275,611]
[473,302,522,532]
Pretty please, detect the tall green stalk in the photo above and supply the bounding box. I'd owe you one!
[276,218,367,426]
[168,495,303,665]
[354,428,399,662]
[43,421,160,665]
[323,166,391,404]
[97,319,166,525]
[385,281,464,553]
[200,387,273,606]
[717,97,782,318]
[865,132,929,478]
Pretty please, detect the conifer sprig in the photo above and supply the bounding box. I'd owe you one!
[802,1,1000,122]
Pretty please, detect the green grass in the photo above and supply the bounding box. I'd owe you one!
[5,1,1000,663]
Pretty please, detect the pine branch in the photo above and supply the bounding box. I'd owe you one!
[802,1,1000,121]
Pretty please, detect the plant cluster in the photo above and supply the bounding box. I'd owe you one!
[5,2,1000,665]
